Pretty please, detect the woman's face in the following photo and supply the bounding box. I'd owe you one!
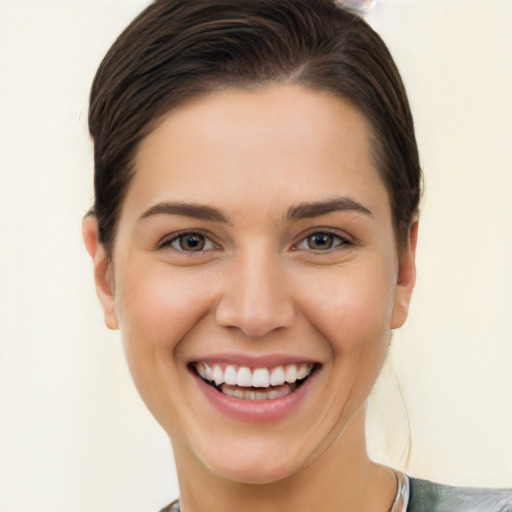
[85,84,416,484]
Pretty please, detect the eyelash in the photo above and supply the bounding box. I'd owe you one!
[158,231,220,253]
[293,230,350,252]
[158,229,350,253]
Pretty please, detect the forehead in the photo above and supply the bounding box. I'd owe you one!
[122,84,389,223]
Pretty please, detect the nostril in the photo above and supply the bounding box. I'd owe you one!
[215,307,294,339]
[215,297,295,338]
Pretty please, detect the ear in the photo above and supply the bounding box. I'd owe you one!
[390,220,419,329]
[82,215,119,330]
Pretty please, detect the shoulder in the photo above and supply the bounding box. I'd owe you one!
[158,480,512,512]
[407,477,512,512]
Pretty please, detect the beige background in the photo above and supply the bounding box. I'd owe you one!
[1,0,511,510]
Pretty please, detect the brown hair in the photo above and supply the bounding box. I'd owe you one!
[89,0,421,256]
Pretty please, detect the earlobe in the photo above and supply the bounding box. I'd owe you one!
[82,215,119,330]
[390,220,419,329]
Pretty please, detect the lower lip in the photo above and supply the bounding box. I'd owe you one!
[194,371,319,423]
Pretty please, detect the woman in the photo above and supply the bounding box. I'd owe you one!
[82,0,511,510]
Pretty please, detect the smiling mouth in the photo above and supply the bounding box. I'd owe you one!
[191,361,318,400]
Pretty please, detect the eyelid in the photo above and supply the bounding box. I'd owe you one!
[292,228,352,251]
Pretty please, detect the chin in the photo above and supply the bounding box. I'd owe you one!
[207,455,303,485]
[188,432,312,485]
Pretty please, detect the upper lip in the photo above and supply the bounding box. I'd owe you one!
[188,353,321,368]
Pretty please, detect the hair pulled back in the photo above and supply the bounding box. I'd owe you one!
[89,0,421,256]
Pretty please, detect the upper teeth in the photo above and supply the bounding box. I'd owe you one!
[195,362,314,388]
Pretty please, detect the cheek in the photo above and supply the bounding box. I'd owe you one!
[114,262,215,357]
[301,261,396,355]
[112,261,218,431]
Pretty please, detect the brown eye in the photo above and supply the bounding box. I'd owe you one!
[295,232,348,251]
[162,232,218,252]
[308,233,334,250]
[178,233,205,251]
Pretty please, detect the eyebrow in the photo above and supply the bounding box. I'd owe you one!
[286,197,373,220]
[139,196,372,224]
[140,201,228,222]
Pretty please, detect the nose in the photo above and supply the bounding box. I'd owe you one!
[215,249,295,338]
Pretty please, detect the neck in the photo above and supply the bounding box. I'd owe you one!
[173,408,397,512]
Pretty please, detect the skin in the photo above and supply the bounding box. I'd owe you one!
[83,84,418,512]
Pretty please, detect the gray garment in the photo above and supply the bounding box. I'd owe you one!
[160,501,179,512]
[407,478,512,512]
[159,476,512,512]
